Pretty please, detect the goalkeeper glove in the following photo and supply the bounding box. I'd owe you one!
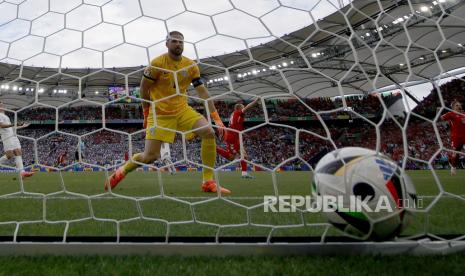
[143,106,150,129]
[210,111,225,139]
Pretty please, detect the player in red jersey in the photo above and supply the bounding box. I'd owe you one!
[55,151,67,167]
[217,98,259,178]
[124,151,129,162]
[441,100,465,176]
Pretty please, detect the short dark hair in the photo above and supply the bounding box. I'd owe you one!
[167,31,184,41]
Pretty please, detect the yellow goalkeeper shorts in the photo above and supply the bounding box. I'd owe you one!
[146,106,204,143]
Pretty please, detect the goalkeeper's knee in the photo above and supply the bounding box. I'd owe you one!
[199,128,215,139]
[139,153,159,164]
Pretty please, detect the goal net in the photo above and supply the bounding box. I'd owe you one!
[0,0,464,255]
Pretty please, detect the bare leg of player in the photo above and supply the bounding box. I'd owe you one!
[450,152,457,176]
[241,149,253,179]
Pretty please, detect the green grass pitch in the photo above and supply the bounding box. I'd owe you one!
[0,169,464,240]
[0,170,465,273]
[1,254,465,275]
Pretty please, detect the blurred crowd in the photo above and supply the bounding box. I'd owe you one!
[413,77,465,117]
[0,118,456,170]
[0,76,463,170]
[16,93,397,123]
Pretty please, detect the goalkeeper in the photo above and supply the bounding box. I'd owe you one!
[105,31,230,194]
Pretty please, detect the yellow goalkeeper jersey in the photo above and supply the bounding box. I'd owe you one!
[144,53,200,115]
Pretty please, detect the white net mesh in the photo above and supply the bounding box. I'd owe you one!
[0,0,464,246]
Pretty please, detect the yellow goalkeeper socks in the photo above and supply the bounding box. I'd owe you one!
[201,138,216,181]
[122,153,143,175]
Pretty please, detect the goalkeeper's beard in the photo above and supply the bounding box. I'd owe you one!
[169,47,183,57]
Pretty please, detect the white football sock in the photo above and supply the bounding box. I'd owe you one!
[15,156,24,173]
[0,155,8,165]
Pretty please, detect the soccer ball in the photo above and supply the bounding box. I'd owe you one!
[312,147,417,240]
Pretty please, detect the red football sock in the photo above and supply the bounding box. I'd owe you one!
[240,160,247,172]
[217,147,234,160]
[450,153,458,168]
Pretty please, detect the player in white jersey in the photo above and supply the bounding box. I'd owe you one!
[159,142,176,175]
[0,101,34,178]
[74,141,86,161]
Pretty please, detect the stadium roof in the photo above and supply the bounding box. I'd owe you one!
[0,0,464,104]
